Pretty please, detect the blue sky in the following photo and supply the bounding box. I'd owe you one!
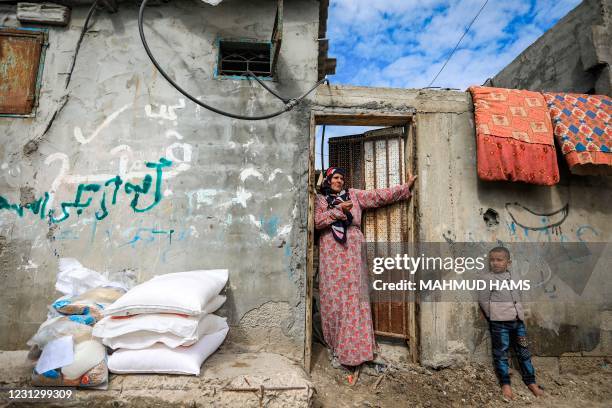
[315,0,582,169]
[326,0,582,89]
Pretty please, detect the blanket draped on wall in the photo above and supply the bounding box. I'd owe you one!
[543,93,612,176]
[469,86,560,185]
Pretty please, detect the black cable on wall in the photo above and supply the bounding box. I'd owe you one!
[138,0,326,121]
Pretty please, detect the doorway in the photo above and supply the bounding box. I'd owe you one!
[305,112,419,372]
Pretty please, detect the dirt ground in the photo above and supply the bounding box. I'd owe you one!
[309,343,612,408]
[1,346,609,407]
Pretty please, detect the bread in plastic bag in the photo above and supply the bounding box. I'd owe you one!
[52,287,125,323]
[31,359,108,388]
[61,340,106,380]
[27,317,93,351]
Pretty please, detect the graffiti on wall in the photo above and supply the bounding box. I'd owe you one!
[0,158,172,224]
[1,96,195,226]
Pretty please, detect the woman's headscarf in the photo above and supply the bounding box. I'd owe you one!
[322,167,352,243]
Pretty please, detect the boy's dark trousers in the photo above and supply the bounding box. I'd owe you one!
[489,319,536,385]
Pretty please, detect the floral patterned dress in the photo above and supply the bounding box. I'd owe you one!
[315,184,412,366]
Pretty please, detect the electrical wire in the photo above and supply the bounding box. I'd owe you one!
[320,79,330,170]
[246,70,287,102]
[320,124,327,170]
[426,0,489,88]
[65,0,99,89]
[138,0,326,120]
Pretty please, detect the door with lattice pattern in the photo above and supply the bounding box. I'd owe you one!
[328,125,418,358]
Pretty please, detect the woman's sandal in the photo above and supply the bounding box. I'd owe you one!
[347,365,362,386]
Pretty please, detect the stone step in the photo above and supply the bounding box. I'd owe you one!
[0,350,313,407]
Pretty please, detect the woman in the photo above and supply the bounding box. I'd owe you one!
[315,166,417,368]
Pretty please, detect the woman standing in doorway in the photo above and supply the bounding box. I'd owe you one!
[315,167,416,369]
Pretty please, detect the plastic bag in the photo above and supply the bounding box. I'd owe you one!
[32,359,108,388]
[29,324,108,389]
[27,317,93,351]
[56,258,110,297]
[61,340,106,380]
[52,287,126,323]
[56,258,127,297]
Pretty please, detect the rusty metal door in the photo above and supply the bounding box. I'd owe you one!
[328,126,416,341]
[0,28,45,115]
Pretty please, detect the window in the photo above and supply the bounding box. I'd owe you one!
[215,0,282,80]
[217,40,272,78]
[0,27,46,116]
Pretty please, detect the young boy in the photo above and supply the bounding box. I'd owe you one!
[478,246,544,400]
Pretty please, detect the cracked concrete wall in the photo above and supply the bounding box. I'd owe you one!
[0,0,319,357]
[315,85,612,367]
[488,0,612,96]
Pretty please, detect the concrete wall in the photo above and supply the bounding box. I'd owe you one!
[0,0,320,358]
[1,0,610,370]
[488,0,612,96]
[315,85,612,368]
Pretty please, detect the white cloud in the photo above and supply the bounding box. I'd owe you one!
[327,0,582,90]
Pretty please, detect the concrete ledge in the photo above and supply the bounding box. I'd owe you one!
[315,85,472,114]
[0,350,313,407]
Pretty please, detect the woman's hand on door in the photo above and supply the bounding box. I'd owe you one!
[407,174,418,189]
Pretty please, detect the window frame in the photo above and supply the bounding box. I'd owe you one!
[0,26,48,118]
[214,37,274,81]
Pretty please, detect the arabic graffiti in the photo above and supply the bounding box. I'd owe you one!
[0,158,172,224]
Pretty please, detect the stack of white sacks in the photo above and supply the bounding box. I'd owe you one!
[93,269,229,375]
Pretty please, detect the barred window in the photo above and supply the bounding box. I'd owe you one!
[217,41,272,78]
